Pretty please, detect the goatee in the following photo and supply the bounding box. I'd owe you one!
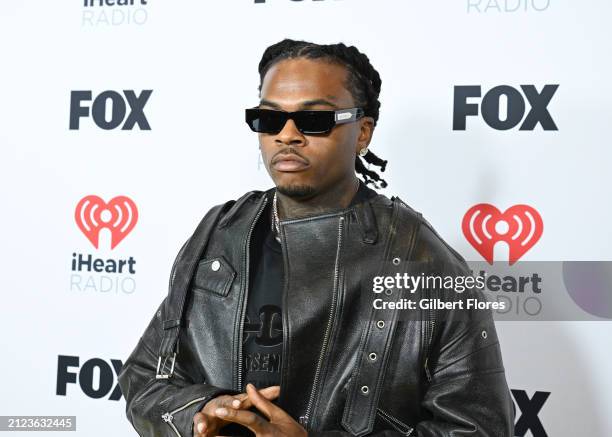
[276,183,317,199]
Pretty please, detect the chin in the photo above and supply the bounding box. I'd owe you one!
[275,181,317,199]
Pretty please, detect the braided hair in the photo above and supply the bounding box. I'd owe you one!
[257,38,388,189]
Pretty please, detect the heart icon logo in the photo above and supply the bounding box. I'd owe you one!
[462,203,543,265]
[75,195,138,249]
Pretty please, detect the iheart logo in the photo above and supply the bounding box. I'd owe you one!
[462,204,543,265]
[75,195,138,249]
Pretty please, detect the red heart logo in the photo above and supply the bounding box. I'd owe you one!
[462,204,543,265]
[75,195,138,250]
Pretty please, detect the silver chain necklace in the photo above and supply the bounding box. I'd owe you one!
[272,190,281,242]
[272,179,361,242]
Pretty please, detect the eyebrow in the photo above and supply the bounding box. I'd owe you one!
[258,98,340,110]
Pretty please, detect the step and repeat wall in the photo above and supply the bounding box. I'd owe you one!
[1,1,611,436]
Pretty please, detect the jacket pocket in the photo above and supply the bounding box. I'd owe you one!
[192,256,236,298]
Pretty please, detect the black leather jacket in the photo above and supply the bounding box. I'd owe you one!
[118,183,515,436]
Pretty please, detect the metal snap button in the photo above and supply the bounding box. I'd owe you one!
[368,352,377,361]
[377,320,385,329]
[384,288,393,295]
[481,330,487,339]
[360,385,369,395]
[392,257,401,265]
[211,260,221,271]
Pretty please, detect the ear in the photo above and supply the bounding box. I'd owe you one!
[355,116,375,153]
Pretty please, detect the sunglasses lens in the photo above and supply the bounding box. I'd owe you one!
[293,111,335,134]
[245,109,286,133]
[245,109,336,134]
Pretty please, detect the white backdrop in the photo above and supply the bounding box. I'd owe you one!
[1,1,611,436]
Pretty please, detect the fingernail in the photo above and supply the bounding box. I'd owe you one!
[197,422,205,433]
[232,399,241,408]
[215,407,228,416]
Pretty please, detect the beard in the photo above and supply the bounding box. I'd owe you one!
[275,182,317,199]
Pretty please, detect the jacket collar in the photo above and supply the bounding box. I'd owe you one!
[218,179,381,244]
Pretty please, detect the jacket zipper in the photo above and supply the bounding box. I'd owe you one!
[423,308,435,383]
[299,215,345,429]
[236,195,268,391]
[376,407,414,436]
[161,395,208,437]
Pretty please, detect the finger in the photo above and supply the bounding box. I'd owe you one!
[232,385,280,410]
[234,392,250,401]
[260,385,281,393]
[224,392,249,410]
[240,385,279,400]
[245,383,283,421]
[193,412,208,436]
[260,385,281,399]
[213,405,270,434]
[217,396,246,410]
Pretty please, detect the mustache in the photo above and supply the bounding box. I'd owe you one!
[271,148,309,164]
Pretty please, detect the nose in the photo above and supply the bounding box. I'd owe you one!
[275,117,306,147]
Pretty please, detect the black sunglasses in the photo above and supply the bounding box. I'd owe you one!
[245,106,365,134]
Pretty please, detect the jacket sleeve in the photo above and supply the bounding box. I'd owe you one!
[411,303,515,435]
[118,296,241,437]
[407,231,515,436]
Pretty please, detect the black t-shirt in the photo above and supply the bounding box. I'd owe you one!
[242,212,284,391]
[242,181,374,391]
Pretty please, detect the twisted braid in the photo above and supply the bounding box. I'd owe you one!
[257,38,388,189]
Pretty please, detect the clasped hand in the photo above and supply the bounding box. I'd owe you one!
[193,383,307,437]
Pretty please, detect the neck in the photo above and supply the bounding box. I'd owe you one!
[275,176,360,220]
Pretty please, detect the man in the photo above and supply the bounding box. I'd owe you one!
[118,38,515,436]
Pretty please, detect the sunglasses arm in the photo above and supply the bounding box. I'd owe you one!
[334,108,365,124]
